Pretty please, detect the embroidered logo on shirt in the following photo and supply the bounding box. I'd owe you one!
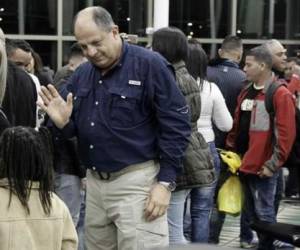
[129,80,141,86]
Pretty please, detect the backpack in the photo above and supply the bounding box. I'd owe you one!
[265,82,300,167]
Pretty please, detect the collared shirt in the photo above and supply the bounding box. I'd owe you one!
[57,42,191,182]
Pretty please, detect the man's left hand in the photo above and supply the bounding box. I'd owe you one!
[257,165,274,178]
[144,183,171,222]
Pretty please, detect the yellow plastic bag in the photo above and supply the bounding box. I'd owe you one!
[217,175,243,216]
[219,150,242,174]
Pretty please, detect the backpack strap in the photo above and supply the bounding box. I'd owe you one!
[265,82,285,117]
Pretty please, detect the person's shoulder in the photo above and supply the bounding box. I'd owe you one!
[274,83,292,97]
[75,61,93,72]
[70,61,94,79]
[210,81,221,91]
[50,192,72,214]
[127,43,168,65]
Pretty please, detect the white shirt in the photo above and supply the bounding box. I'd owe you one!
[197,80,233,142]
[28,73,44,127]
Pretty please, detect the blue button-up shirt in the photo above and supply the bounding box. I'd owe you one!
[58,42,191,182]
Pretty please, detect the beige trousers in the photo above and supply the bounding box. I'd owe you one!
[85,161,169,250]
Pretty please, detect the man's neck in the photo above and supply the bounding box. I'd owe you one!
[256,71,273,87]
[101,38,123,75]
[220,53,239,64]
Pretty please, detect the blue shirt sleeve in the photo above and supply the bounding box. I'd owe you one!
[149,55,191,182]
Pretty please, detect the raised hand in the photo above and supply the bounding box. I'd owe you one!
[37,84,73,129]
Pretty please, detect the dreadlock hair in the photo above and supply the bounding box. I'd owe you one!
[0,126,54,215]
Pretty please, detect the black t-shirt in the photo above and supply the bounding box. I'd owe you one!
[235,85,262,155]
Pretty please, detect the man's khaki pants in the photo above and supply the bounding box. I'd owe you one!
[85,161,169,250]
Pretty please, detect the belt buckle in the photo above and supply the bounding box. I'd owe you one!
[98,171,111,180]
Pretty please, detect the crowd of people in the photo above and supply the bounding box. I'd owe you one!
[0,5,300,250]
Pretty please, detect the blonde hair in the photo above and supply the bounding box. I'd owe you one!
[0,28,7,105]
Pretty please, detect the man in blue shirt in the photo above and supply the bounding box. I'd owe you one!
[38,6,191,250]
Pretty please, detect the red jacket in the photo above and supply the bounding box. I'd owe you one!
[226,77,296,174]
[287,74,300,94]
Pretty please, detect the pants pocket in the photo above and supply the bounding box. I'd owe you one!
[136,215,169,249]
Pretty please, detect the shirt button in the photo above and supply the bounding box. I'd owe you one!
[98,80,102,84]
[95,101,99,105]
[91,122,95,126]
[90,144,94,149]
[92,166,96,170]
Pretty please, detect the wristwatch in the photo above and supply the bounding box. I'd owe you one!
[158,181,176,192]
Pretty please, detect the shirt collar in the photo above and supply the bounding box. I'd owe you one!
[262,72,276,93]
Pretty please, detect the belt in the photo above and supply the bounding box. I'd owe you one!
[90,160,155,181]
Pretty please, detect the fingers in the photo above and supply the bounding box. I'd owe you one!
[147,206,160,222]
[36,100,48,112]
[39,86,51,106]
[66,93,73,107]
[144,199,167,222]
[47,84,60,98]
[144,199,155,220]
[39,84,61,105]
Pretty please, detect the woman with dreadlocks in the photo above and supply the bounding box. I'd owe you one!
[0,126,78,250]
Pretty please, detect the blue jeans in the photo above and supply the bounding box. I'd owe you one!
[168,189,191,244]
[77,189,86,250]
[185,142,220,243]
[54,173,81,225]
[241,172,278,250]
[190,185,216,242]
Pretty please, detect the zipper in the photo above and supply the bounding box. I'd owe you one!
[252,102,257,125]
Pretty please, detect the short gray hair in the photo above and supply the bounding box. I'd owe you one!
[247,46,273,69]
[262,39,282,53]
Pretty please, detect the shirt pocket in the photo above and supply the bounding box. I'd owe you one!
[72,88,91,122]
[108,86,143,128]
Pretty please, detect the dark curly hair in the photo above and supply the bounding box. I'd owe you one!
[0,126,54,215]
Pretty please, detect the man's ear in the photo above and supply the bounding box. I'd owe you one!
[111,25,119,38]
[218,48,223,58]
[260,62,266,71]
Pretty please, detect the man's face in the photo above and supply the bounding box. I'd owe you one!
[68,55,88,72]
[9,48,32,71]
[243,56,263,82]
[271,43,287,72]
[75,17,120,69]
[284,61,296,81]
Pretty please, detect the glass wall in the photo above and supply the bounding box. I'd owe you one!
[0,0,299,70]
[237,0,300,40]
[1,0,57,34]
[63,0,147,36]
[169,0,231,39]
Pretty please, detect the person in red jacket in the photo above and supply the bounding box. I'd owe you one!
[226,46,296,250]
